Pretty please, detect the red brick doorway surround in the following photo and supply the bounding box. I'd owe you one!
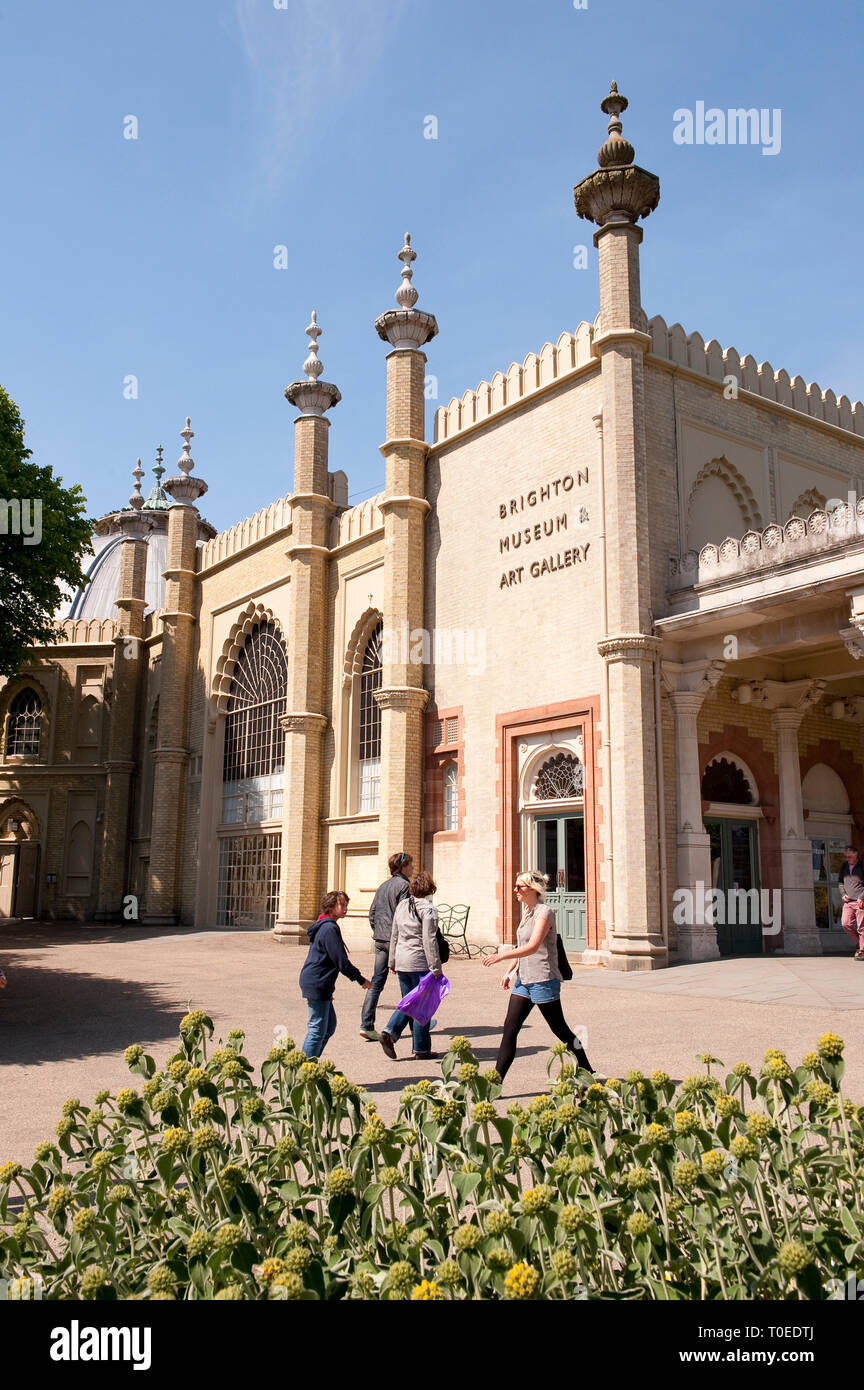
[496,698,601,948]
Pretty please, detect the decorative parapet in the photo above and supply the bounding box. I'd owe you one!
[198,496,292,571]
[669,500,864,590]
[332,494,384,548]
[50,618,117,645]
[648,315,864,436]
[432,322,596,444]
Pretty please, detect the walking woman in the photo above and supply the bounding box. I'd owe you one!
[379,871,443,1062]
[482,869,592,1080]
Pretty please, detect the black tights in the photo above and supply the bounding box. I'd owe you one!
[495,992,589,1081]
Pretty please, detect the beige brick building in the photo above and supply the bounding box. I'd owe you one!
[2,85,863,969]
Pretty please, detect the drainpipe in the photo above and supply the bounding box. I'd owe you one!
[593,408,615,948]
[654,653,669,955]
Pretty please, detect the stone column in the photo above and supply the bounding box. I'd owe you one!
[274,314,340,941]
[144,421,207,925]
[373,236,437,879]
[576,85,664,970]
[95,466,151,920]
[662,658,726,961]
[598,635,666,968]
[773,706,822,955]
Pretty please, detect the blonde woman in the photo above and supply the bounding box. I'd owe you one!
[483,869,592,1081]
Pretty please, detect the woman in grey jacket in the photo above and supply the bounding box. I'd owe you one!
[379,871,442,1061]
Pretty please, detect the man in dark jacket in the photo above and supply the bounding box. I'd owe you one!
[300,891,370,1058]
[359,851,413,1040]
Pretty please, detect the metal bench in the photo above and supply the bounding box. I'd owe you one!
[437,903,493,959]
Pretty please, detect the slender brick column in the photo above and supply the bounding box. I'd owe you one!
[576,84,666,970]
[373,236,437,878]
[274,314,340,940]
[95,466,151,920]
[144,421,207,925]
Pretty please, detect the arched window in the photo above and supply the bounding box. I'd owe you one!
[6,688,42,757]
[358,622,382,813]
[533,752,583,801]
[702,757,754,805]
[443,762,459,831]
[222,623,288,824]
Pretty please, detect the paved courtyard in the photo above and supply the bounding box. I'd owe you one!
[2,922,864,1164]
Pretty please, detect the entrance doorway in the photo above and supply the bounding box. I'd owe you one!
[705,818,761,955]
[0,840,41,919]
[810,838,848,934]
[535,814,586,951]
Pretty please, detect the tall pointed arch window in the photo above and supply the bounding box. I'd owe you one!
[221,623,288,824]
[358,622,382,813]
[6,688,42,758]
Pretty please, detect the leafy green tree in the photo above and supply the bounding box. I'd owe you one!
[0,384,93,676]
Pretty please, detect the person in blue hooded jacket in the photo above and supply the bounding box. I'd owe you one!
[299,890,371,1058]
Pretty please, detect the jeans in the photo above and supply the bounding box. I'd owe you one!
[384,971,431,1054]
[512,974,561,1004]
[302,999,337,1059]
[361,943,391,1030]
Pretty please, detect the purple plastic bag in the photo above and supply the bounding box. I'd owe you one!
[398,972,450,1026]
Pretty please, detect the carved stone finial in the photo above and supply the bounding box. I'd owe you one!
[394,233,419,310]
[375,232,438,350]
[286,311,341,417]
[574,82,659,227]
[303,311,325,381]
[129,458,145,511]
[177,417,195,476]
[598,81,635,168]
[163,417,208,505]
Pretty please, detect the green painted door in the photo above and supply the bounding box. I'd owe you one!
[705,818,762,955]
[535,814,586,951]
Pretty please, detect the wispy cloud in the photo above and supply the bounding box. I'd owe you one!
[233,0,407,195]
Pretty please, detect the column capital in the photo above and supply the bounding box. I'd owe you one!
[374,686,430,713]
[280,711,328,734]
[745,677,826,713]
[661,658,726,701]
[598,632,661,663]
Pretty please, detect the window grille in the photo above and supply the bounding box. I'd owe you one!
[443,763,459,830]
[6,688,42,757]
[358,623,382,811]
[222,623,287,824]
[216,833,282,928]
[533,752,584,800]
[446,716,459,744]
[431,720,444,748]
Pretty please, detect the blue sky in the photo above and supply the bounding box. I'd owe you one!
[1,0,862,533]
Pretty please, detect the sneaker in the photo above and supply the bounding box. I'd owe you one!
[854,950,864,961]
[412,1051,441,1061]
[379,1031,397,1060]
[359,1028,379,1041]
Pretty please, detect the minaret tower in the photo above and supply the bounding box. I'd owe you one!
[373,235,438,877]
[273,314,340,939]
[95,461,151,919]
[144,419,207,924]
[575,84,666,969]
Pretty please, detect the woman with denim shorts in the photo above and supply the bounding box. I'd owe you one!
[483,869,592,1081]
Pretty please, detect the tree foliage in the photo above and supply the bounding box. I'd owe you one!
[0,385,93,676]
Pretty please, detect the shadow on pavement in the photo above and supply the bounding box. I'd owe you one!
[0,959,187,1066]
